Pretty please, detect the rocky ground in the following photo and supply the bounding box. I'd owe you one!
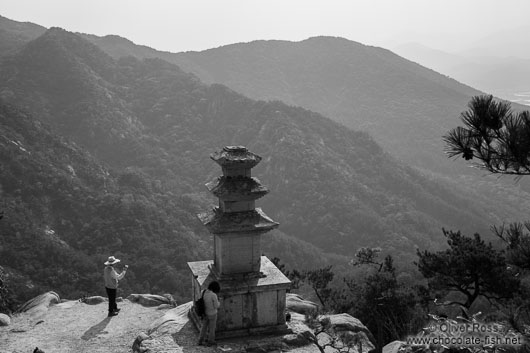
[0,292,376,353]
[0,294,167,353]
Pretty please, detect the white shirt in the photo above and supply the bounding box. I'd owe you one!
[203,289,220,316]
[104,265,126,289]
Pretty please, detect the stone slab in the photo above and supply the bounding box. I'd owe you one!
[188,256,291,295]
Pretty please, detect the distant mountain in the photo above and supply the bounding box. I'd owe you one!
[80,34,480,176]
[393,42,530,103]
[0,30,334,304]
[392,42,471,74]
[0,29,511,264]
[167,37,488,176]
[77,33,530,199]
[2,24,530,305]
[460,26,530,60]
[2,17,526,175]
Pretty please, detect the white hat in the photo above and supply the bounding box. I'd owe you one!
[104,256,120,266]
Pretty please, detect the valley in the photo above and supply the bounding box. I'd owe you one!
[0,16,529,339]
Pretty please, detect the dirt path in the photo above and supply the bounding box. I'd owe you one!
[0,299,167,353]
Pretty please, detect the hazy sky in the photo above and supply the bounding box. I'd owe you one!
[2,0,529,53]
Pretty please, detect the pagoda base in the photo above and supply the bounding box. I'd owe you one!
[187,256,292,339]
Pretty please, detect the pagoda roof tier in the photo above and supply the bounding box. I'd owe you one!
[210,146,262,169]
[198,207,279,234]
[205,176,269,201]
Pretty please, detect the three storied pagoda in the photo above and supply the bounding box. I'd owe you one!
[187,146,291,338]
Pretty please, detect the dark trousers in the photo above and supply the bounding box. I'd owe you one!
[199,314,217,343]
[105,287,117,313]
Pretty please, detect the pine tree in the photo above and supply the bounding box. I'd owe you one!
[443,95,530,175]
[416,229,520,309]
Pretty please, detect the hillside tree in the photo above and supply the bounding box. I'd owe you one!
[493,222,530,271]
[346,248,425,347]
[305,266,335,308]
[416,229,520,309]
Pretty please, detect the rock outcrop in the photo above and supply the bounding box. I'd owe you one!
[127,294,176,307]
[133,302,192,353]
[135,301,321,353]
[314,313,376,353]
[286,293,319,314]
[3,291,375,353]
[282,312,315,347]
[17,291,60,317]
[82,296,106,305]
[147,301,192,336]
[320,313,375,340]
[384,340,407,353]
[0,313,11,326]
[1,291,167,352]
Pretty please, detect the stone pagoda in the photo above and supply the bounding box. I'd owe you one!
[188,146,291,338]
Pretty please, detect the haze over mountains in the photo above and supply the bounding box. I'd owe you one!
[80,29,530,200]
[81,33,530,178]
[1,15,529,304]
[393,42,530,106]
[85,35,476,175]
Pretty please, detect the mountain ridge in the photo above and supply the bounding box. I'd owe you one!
[81,31,530,206]
[0,15,46,56]
[1,26,528,307]
[75,33,483,176]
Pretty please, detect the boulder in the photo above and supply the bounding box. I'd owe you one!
[0,313,11,326]
[137,335,181,353]
[132,332,151,353]
[82,296,106,305]
[283,311,316,349]
[320,313,376,353]
[156,304,174,310]
[17,291,60,316]
[384,340,406,353]
[286,293,318,314]
[148,301,192,336]
[56,300,78,309]
[133,302,192,353]
[127,294,173,307]
[340,331,376,353]
[282,333,312,347]
[162,293,177,306]
[320,313,374,340]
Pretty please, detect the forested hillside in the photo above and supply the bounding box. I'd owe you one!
[0,100,210,303]
[0,15,45,57]
[79,32,530,194]
[84,35,481,175]
[0,97,331,306]
[0,27,525,307]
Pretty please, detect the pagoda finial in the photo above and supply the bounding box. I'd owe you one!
[210,146,262,175]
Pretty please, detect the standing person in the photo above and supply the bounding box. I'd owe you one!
[198,281,221,346]
[103,256,128,317]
